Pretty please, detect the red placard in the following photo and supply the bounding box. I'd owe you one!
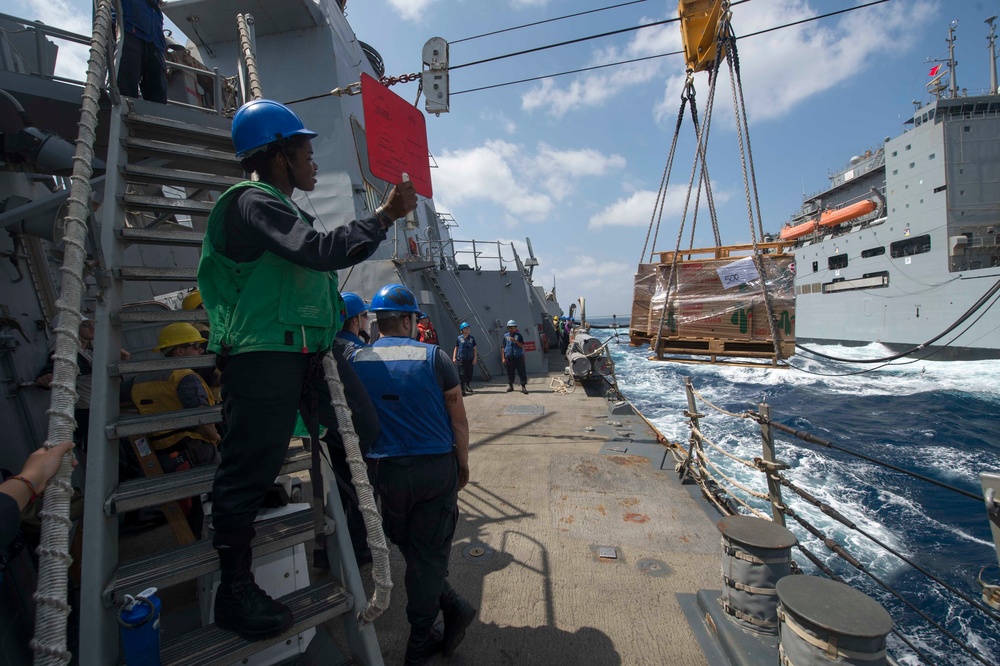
[523,342,537,352]
[360,73,432,198]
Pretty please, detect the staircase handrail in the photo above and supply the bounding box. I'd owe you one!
[31,2,115,663]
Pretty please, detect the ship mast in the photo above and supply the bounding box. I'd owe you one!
[947,20,959,97]
[988,16,998,94]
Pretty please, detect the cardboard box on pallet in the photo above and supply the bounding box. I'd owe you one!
[675,297,757,340]
[754,298,796,341]
[631,263,658,338]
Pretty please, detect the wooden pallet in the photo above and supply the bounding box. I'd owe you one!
[649,336,795,367]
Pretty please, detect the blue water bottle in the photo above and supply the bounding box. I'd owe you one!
[118,587,162,666]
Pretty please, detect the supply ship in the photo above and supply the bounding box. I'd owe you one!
[0,2,997,666]
[781,19,1000,361]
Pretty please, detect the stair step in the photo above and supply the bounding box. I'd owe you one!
[160,580,350,666]
[121,194,216,216]
[123,164,242,190]
[106,508,315,605]
[124,111,233,143]
[107,405,221,439]
[113,309,209,324]
[110,354,216,377]
[109,447,311,515]
[114,266,198,282]
[123,138,241,173]
[118,226,206,246]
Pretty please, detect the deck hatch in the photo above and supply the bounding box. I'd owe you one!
[503,405,545,415]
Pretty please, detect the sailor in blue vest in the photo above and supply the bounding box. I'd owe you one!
[335,292,370,354]
[452,322,477,396]
[348,283,475,665]
[502,319,529,394]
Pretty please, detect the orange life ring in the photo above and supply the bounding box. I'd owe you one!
[409,237,419,256]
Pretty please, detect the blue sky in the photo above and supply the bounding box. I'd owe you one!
[3,0,997,316]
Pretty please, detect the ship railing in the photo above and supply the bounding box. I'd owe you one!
[670,377,1000,666]
[0,8,229,116]
[0,11,92,84]
[417,237,518,273]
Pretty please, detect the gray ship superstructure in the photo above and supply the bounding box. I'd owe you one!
[786,20,1000,360]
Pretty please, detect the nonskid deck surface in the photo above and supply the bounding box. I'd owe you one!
[337,351,720,665]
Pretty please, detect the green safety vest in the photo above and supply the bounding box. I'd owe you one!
[197,180,344,355]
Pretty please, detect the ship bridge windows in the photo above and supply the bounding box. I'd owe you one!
[828,254,849,270]
[890,234,931,258]
[862,246,885,258]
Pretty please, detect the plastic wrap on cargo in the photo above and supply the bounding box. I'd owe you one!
[643,254,796,341]
[630,263,658,338]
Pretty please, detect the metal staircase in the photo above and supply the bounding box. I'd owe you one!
[422,268,492,381]
[78,98,378,664]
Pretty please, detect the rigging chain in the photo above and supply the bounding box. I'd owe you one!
[380,72,421,86]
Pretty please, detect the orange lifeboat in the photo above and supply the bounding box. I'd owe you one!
[780,219,819,240]
[817,200,877,228]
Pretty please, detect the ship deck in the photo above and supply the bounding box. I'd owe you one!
[339,350,721,665]
[123,349,723,665]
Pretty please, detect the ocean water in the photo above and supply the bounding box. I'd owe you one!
[587,317,1000,665]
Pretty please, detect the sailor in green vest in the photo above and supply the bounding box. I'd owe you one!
[197,99,416,641]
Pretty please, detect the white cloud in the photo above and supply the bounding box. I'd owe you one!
[588,181,729,231]
[479,110,517,135]
[386,0,437,22]
[435,138,626,222]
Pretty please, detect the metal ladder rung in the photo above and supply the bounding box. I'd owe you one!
[124,138,240,166]
[114,266,198,282]
[124,111,234,142]
[121,194,215,215]
[106,508,315,605]
[160,580,351,666]
[119,226,205,246]
[107,405,221,439]
[108,447,311,515]
[110,354,215,377]
[123,164,242,190]
[113,309,209,324]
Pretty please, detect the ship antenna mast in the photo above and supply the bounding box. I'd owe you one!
[947,20,959,98]
[987,16,999,94]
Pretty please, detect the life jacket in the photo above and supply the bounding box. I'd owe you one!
[348,337,453,459]
[455,334,476,361]
[418,322,438,344]
[504,331,524,359]
[130,368,218,450]
[197,180,344,356]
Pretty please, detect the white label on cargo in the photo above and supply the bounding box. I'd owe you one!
[717,257,759,289]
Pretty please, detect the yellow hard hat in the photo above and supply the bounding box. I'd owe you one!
[154,322,205,351]
[181,290,203,310]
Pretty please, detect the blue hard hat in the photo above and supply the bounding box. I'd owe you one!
[418,312,428,319]
[460,322,470,330]
[341,292,368,319]
[232,99,318,158]
[369,283,420,313]
[506,320,517,327]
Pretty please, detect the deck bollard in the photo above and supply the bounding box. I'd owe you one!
[776,576,893,665]
[718,515,797,634]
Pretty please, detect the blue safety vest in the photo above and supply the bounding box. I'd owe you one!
[349,337,453,459]
[455,334,476,361]
[334,329,366,354]
[504,331,524,359]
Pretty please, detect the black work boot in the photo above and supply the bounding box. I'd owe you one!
[521,384,529,394]
[404,626,442,666]
[506,384,514,392]
[214,545,293,640]
[439,584,476,656]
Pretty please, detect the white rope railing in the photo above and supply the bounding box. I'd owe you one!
[321,354,392,624]
[31,1,113,663]
[690,424,758,470]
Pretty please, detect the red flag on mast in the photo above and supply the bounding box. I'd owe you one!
[928,64,942,77]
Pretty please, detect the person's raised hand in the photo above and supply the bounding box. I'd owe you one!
[383,180,417,220]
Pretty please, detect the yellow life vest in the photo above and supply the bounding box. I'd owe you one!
[131,368,218,450]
